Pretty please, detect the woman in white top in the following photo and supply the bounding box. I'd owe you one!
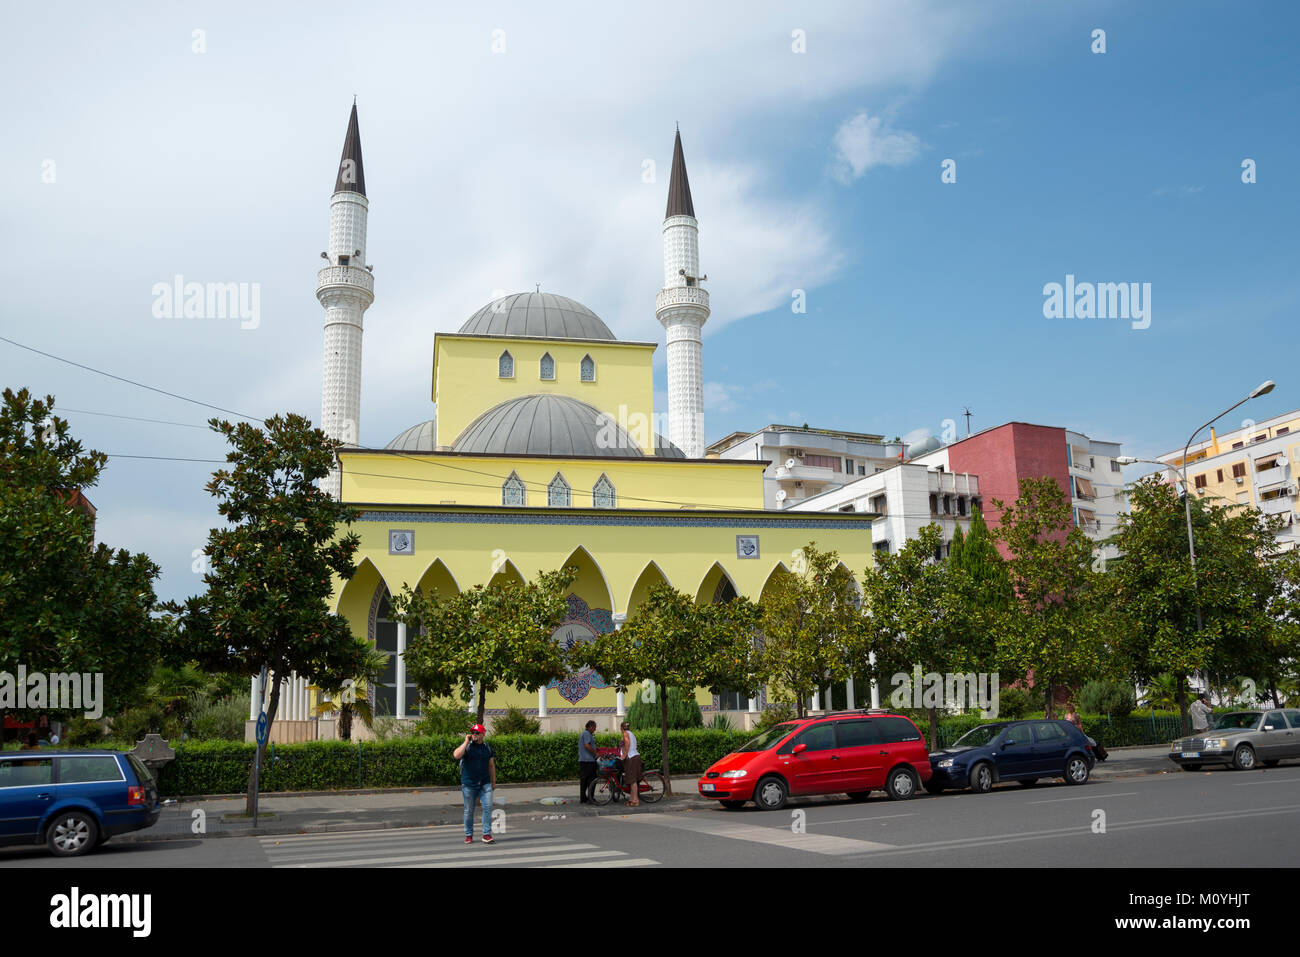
[620,721,642,807]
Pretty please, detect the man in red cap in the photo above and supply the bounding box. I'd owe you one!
[454,724,497,843]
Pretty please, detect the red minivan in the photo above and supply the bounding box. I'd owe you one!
[698,710,932,810]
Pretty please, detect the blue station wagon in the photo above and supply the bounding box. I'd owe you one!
[0,749,161,856]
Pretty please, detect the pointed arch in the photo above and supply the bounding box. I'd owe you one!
[502,470,526,506]
[539,352,555,380]
[836,561,863,609]
[415,557,460,598]
[559,545,613,613]
[695,561,740,605]
[487,557,526,590]
[627,560,672,617]
[580,354,596,382]
[758,562,792,606]
[333,555,389,619]
[547,471,571,507]
[498,350,514,378]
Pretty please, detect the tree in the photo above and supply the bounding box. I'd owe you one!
[1105,475,1290,732]
[175,413,370,814]
[756,543,863,718]
[0,388,170,717]
[314,646,389,741]
[993,477,1105,718]
[573,583,760,793]
[395,567,576,725]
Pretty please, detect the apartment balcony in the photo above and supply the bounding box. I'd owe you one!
[1259,492,1296,517]
[773,463,837,484]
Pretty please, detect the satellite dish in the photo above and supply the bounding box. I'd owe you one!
[775,490,787,502]
[785,458,797,469]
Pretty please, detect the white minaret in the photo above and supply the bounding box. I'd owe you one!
[318,102,374,497]
[656,128,710,460]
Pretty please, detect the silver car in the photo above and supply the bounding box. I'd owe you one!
[1169,709,1300,771]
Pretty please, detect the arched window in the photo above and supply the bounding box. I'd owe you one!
[580,355,595,382]
[548,472,571,507]
[502,472,526,506]
[540,352,555,380]
[593,474,616,509]
[498,351,514,378]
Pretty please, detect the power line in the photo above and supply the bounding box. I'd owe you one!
[59,408,211,430]
[0,335,264,423]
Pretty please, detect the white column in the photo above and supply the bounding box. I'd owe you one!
[846,677,856,711]
[468,684,477,714]
[747,695,758,713]
[396,623,407,719]
[869,651,880,709]
[249,677,258,720]
[538,687,548,718]
[811,689,821,712]
[824,684,832,712]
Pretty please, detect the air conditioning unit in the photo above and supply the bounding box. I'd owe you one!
[792,449,805,458]
[794,482,804,489]
[1235,477,1245,485]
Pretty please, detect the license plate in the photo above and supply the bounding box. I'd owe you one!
[701,783,714,792]
[1181,752,1200,758]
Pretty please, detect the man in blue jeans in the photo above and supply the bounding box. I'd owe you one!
[453,723,496,844]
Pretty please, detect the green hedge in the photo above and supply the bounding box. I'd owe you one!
[154,729,760,796]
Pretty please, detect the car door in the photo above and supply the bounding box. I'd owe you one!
[0,756,55,841]
[1260,711,1293,761]
[835,719,886,791]
[781,723,840,795]
[1030,721,1071,773]
[1285,711,1300,758]
[993,723,1036,779]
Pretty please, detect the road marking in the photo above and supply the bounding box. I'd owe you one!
[269,838,569,866]
[1029,791,1138,805]
[392,849,635,868]
[811,813,916,825]
[279,841,599,868]
[620,813,896,855]
[547,858,661,868]
[1232,777,1300,786]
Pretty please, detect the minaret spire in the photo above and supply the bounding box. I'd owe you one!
[656,127,709,459]
[318,102,375,497]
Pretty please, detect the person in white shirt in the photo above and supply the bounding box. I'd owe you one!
[620,721,642,808]
[1189,694,1214,733]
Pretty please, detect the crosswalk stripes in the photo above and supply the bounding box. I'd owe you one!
[257,825,659,868]
[617,812,897,856]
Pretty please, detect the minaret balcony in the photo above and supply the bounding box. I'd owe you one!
[317,264,374,300]
[655,285,710,314]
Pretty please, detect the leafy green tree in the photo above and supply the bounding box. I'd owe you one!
[757,543,863,718]
[574,583,760,792]
[175,413,370,814]
[1105,476,1289,732]
[0,388,170,716]
[395,567,576,725]
[993,477,1106,718]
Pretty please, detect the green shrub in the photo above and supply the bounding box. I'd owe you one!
[493,707,541,735]
[995,687,1034,720]
[627,684,703,730]
[413,700,475,736]
[1078,680,1136,717]
[186,692,249,741]
[708,712,734,731]
[756,702,796,729]
[62,717,106,747]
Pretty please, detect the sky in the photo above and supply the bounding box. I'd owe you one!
[2,0,1297,603]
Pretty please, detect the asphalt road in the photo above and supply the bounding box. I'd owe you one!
[5,761,1298,868]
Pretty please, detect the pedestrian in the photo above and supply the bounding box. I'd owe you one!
[19,732,39,751]
[1064,703,1083,730]
[453,723,496,844]
[578,720,598,803]
[620,721,642,807]
[1190,693,1213,733]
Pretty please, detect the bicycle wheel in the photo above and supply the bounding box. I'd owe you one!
[590,776,616,806]
[638,771,666,803]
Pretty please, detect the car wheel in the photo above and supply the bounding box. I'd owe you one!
[847,791,872,802]
[924,779,945,795]
[1181,764,1201,771]
[1263,760,1280,768]
[47,811,98,857]
[755,776,788,811]
[1232,744,1256,771]
[1017,778,1040,787]
[1064,755,1090,785]
[969,762,994,794]
[720,800,746,810]
[886,767,918,800]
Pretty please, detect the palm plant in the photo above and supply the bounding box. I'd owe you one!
[315,647,389,741]
[1138,673,1179,711]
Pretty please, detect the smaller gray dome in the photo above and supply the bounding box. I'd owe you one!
[459,292,616,340]
[386,417,437,451]
[452,395,643,457]
[654,433,686,458]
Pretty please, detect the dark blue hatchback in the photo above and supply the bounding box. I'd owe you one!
[0,749,161,856]
[926,719,1095,794]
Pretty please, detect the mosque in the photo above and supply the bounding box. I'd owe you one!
[264,105,875,734]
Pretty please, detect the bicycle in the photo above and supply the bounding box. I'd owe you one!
[589,749,665,805]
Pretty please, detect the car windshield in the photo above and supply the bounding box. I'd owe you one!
[1212,712,1260,731]
[950,724,1006,748]
[737,723,801,752]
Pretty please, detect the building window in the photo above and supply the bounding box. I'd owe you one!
[1278,427,1290,436]
[1111,460,1122,473]
[502,472,526,506]
[1217,469,1224,482]
[547,472,571,507]
[957,496,967,516]
[803,454,841,471]
[845,458,854,473]
[498,351,514,378]
[1090,457,1095,469]
[1194,474,1208,490]
[593,474,616,508]
[874,540,890,555]
[1232,442,1244,449]
[1254,434,1267,443]
[929,493,938,514]
[580,355,595,382]
[540,353,555,380]
[858,465,865,476]
[1233,463,1247,479]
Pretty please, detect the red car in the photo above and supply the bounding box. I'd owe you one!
[698,710,932,810]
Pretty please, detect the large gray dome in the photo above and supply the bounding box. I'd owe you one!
[386,417,437,452]
[452,395,643,457]
[458,292,616,340]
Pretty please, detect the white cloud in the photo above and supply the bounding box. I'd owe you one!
[832,111,922,182]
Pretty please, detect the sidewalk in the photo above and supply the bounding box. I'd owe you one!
[122,745,1177,843]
